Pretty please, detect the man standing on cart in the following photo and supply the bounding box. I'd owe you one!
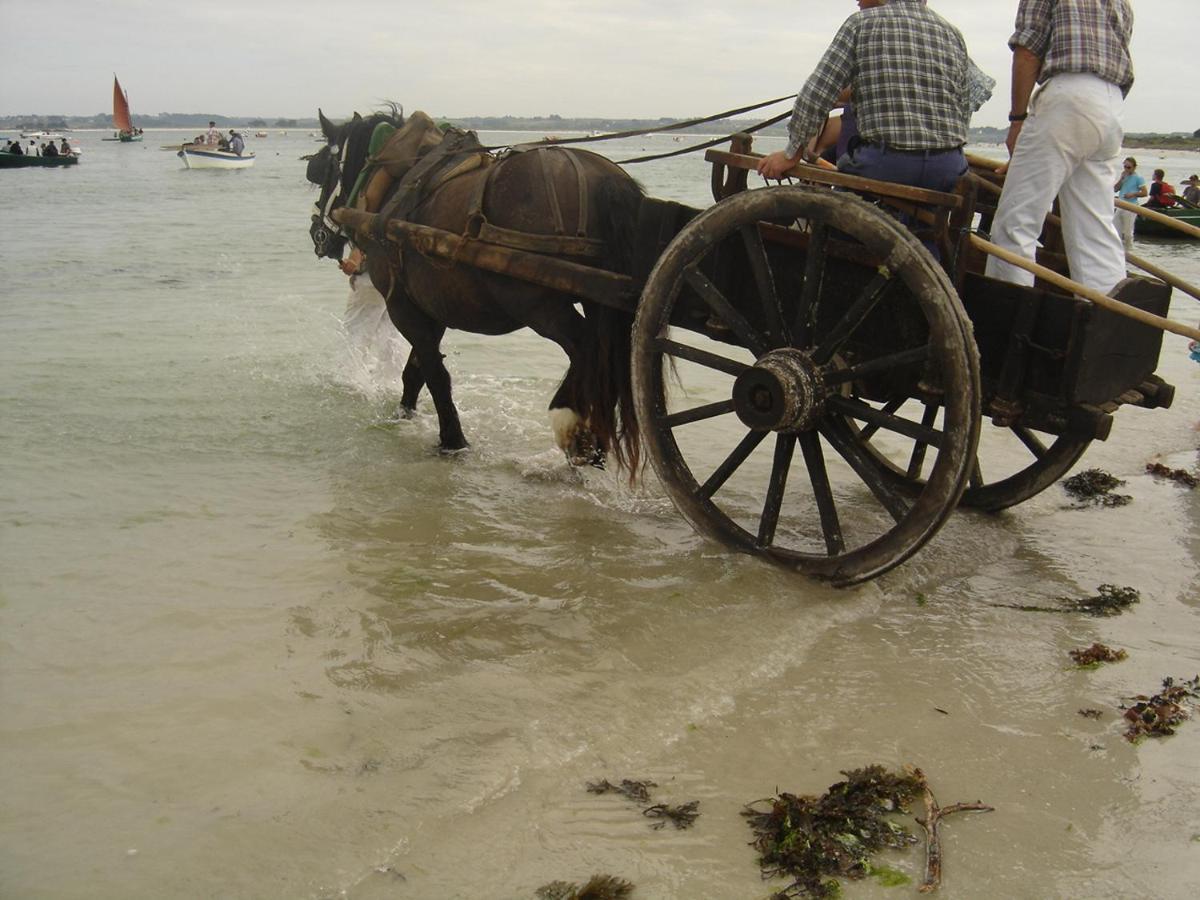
[756,0,970,195]
[984,0,1134,296]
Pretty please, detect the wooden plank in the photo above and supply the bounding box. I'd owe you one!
[704,149,962,209]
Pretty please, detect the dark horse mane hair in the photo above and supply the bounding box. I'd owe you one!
[318,106,646,476]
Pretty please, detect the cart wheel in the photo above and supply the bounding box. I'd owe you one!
[632,186,980,585]
[846,404,1090,512]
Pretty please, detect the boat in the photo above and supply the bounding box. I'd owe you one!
[20,130,66,141]
[1,150,79,168]
[254,131,268,138]
[178,145,255,170]
[1134,204,1200,238]
[104,75,143,142]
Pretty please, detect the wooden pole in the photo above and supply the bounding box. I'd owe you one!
[970,234,1200,341]
[1125,252,1200,304]
[1114,198,1200,240]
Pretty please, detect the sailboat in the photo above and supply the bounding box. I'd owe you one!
[105,75,143,143]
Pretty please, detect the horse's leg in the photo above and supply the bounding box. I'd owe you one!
[385,291,467,451]
[398,354,424,419]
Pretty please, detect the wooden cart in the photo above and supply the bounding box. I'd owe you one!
[338,136,1177,585]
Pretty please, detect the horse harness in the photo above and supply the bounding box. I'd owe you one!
[371,129,608,263]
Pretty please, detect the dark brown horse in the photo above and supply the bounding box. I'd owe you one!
[306,107,644,471]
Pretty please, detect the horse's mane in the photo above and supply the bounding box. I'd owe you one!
[340,103,405,200]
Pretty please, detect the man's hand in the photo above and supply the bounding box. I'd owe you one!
[756,150,801,179]
[1005,120,1023,158]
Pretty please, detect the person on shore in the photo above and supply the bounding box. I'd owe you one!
[985,0,1134,294]
[1182,175,1200,206]
[756,0,971,196]
[1113,156,1147,248]
[1146,168,1176,209]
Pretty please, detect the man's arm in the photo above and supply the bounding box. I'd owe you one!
[1005,45,1041,156]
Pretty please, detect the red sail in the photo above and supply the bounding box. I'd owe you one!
[112,75,133,133]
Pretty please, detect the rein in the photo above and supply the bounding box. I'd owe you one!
[471,94,796,156]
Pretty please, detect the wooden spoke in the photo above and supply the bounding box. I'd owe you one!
[792,223,829,346]
[968,457,984,489]
[654,336,749,378]
[823,345,930,385]
[1012,426,1048,459]
[798,431,844,556]
[859,397,906,442]
[740,224,788,348]
[828,395,944,447]
[812,271,897,365]
[820,422,911,523]
[664,399,737,429]
[757,433,797,547]
[906,402,941,479]
[684,267,768,357]
[700,428,770,499]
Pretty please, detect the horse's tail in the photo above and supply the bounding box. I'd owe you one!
[577,174,644,477]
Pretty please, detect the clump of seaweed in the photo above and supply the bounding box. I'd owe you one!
[587,779,656,804]
[1145,462,1198,488]
[536,874,634,900]
[995,584,1140,617]
[643,801,700,831]
[1065,584,1139,617]
[742,766,991,897]
[1069,643,1127,668]
[1122,676,1200,743]
[1063,469,1131,507]
[587,777,699,831]
[1078,708,1104,719]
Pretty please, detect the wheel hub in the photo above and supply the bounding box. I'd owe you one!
[732,348,826,432]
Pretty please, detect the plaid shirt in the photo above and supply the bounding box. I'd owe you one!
[785,0,969,157]
[1010,0,1134,96]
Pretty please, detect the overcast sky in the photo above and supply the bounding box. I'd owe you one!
[0,1,1194,132]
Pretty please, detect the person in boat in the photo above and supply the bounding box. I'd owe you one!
[42,141,58,157]
[58,138,71,155]
[228,130,245,156]
[205,121,220,146]
[6,140,22,155]
[1145,168,1176,209]
[985,0,1133,295]
[1112,157,1147,249]
[1182,175,1200,206]
[756,0,971,197]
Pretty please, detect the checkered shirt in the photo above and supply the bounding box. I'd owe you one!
[785,0,969,157]
[1010,0,1134,96]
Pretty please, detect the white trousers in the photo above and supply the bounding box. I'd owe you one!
[985,73,1127,295]
[1114,206,1136,249]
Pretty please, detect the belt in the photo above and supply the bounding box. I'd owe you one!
[865,143,963,157]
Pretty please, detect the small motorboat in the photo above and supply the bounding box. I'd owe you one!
[1134,203,1200,238]
[254,131,268,138]
[178,145,255,170]
[1,151,79,168]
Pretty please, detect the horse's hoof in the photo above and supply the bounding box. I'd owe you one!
[398,405,416,420]
[437,442,469,457]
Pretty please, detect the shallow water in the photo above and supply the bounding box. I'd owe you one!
[1,129,1198,899]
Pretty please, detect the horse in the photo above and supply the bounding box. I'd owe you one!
[306,106,645,472]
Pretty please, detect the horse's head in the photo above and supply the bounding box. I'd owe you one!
[306,106,403,259]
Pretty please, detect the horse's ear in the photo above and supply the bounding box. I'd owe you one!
[318,109,336,139]
[352,112,363,123]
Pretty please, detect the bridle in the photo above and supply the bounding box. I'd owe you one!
[309,137,352,258]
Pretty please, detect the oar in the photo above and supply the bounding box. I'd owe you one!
[970,234,1200,341]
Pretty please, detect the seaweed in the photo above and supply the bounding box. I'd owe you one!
[995,584,1140,617]
[587,777,700,831]
[1069,643,1128,668]
[1065,584,1139,617]
[1145,462,1198,488]
[643,801,700,831]
[741,766,991,897]
[1077,709,1104,719]
[536,874,634,900]
[1122,676,1200,742]
[1062,469,1132,507]
[586,779,656,804]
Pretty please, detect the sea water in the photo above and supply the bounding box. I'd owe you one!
[1,129,1198,899]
